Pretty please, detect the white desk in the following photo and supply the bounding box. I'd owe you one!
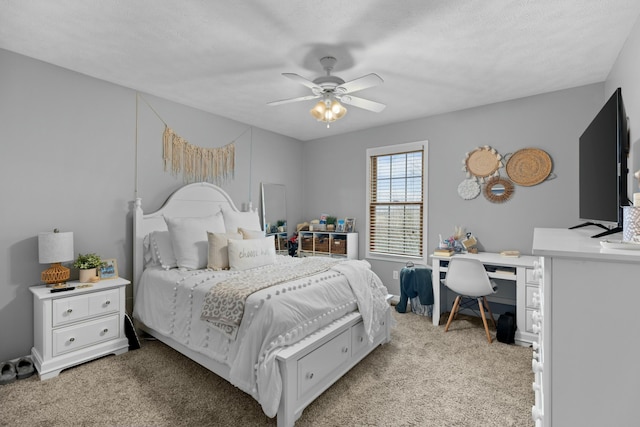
[431,251,539,345]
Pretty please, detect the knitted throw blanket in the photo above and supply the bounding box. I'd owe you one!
[201,257,340,340]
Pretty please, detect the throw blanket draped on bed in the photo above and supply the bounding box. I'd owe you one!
[201,257,340,339]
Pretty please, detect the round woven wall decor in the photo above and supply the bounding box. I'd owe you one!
[457,179,481,200]
[464,146,503,179]
[506,148,552,186]
[483,176,514,203]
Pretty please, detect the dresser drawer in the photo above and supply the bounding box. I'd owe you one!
[53,314,120,356]
[297,328,350,398]
[52,289,120,327]
[526,268,541,285]
[526,285,540,309]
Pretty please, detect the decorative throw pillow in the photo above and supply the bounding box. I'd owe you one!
[228,235,276,271]
[164,213,226,270]
[220,206,261,234]
[207,231,242,270]
[238,227,265,239]
[148,230,178,270]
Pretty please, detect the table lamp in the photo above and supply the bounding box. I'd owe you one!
[38,229,74,286]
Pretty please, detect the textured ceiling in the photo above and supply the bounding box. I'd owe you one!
[1,1,640,141]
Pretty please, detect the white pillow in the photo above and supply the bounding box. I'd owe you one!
[228,236,276,271]
[148,231,178,270]
[164,213,226,270]
[207,231,242,270]
[238,227,265,239]
[221,206,261,233]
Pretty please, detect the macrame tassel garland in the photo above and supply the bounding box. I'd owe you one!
[162,126,235,184]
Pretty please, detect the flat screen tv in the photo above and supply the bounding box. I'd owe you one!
[572,87,629,238]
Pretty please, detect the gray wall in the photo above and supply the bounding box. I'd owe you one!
[0,49,302,361]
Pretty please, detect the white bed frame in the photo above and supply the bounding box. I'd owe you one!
[133,182,391,427]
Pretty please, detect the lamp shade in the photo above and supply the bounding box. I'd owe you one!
[38,231,74,264]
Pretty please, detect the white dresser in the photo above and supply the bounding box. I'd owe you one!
[532,228,640,426]
[30,277,130,379]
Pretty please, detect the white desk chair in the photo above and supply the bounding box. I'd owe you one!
[442,257,497,343]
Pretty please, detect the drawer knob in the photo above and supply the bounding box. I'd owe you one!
[531,405,543,420]
[66,308,73,314]
[102,328,109,334]
[532,311,542,323]
[105,300,111,305]
[532,359,543,373]
[69,337,75,342]
[359,336,364,343]
[342,347,349,353]
[307,372,314,379]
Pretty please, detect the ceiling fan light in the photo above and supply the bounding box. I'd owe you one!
[310,101,326,121]
[330,101,347,119]
[324,109,335,122]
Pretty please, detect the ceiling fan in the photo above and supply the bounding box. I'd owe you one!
[268,56,385,126]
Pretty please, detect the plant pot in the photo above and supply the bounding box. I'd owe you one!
[79,268,97,283]
[327,224,335,231]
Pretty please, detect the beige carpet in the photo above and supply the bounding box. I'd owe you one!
[0,311,534,426]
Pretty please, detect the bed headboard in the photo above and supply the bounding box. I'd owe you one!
[133,182,241,293]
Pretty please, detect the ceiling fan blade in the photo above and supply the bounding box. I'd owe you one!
[282,73,322,91]
[337,73,383,94]
[267,94,320,106]
[339,95,386,112]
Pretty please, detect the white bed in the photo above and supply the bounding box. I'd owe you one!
[132,182,392,427]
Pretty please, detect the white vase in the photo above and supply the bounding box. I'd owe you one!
[79,268,97,283]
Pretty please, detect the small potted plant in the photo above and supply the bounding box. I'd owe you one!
[277,220,287,233]
[326,216,337,231]
[73,253,104,283]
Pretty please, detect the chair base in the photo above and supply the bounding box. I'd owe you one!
[444,295,496,343]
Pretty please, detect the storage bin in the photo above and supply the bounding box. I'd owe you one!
[331,237,347,254]
[301,237,314,251]
[314,236,330,253]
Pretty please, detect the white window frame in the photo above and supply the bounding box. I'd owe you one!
[365,140,428,263]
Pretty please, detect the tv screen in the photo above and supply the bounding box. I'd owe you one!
[577,88,629,237]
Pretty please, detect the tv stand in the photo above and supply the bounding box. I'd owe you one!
[569,222,622,238]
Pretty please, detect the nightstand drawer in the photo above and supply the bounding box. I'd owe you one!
[52,289,120,327]
[52,294,90,326]
[52,314,120,356]
[88,289,120,316]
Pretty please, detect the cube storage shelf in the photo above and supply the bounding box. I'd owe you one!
[298,231,358,259]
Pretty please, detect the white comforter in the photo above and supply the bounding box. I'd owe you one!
[133,256,390,417]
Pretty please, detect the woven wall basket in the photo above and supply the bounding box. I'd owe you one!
[506,148,552,186]
[464,146,503,179]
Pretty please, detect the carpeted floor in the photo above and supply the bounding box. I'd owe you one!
[0,311,534,426]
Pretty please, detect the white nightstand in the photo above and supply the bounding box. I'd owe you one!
[30,277,130,380]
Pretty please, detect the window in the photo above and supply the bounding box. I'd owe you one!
[366,141,427,260]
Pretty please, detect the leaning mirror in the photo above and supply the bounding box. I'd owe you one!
[261,183,287,234]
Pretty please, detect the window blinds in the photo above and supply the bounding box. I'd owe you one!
[369,150,423,257]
